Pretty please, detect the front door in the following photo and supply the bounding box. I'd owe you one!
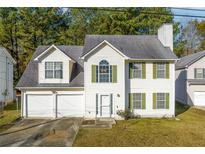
[100,95,111,117]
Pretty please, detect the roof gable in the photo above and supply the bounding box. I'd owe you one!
[81,40,129,59]
[176,51,205,70]
[34,45,76,63]
[0,47,16,64]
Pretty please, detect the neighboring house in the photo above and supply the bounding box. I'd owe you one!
[0,47,16,103]
[176,51,205,106]
[16,23,177,119]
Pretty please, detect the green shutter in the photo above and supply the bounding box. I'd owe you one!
[153,63,156,79]
[91,65,96,83]
[110,94,113,114]
[112,65,117,83]
[142,63,146,79]
[166,63,170,79]
[153,93,157,109]
[129,93,133,112]
[166,93,170,109]
[129,63,133,79]
[142,93,146,109]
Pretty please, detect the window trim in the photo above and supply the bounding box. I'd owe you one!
[156,63,166,79]
[133,93,142,109]
[132,63,142,79]
[45,61,63,79]
[98,60,112,83]
[156,93,166,109]
[45,62,54,79]
[195,68,204,79]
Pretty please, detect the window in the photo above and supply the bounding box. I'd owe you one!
[195,68,204,79]
[45,62,63,79]
[99,60,111,82]
[133,63,142,78]
[45,62,53,78]
[133,93,142,109]
[156,93,166,109]
[156,63,166,78]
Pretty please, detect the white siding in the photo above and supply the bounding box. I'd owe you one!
[187,56,205,79]
[0,48,14,102]
[84,44,125,119]
[125,61,175,117]
[186,56,205,105]
[84,43,175,118]
[38,48,74,84]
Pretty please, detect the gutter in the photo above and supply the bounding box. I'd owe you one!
[127,58,178,61]
[16,86,84,90]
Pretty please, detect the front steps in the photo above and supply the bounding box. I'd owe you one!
[81,118,116,129]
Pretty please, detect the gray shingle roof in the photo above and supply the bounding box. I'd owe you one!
[82,35,177,59]
[16,45,84,88]
[176,51,205,70]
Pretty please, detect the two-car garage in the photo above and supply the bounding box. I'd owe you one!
[24,91,84,118]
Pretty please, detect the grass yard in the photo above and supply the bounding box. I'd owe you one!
[74,103,205,147]
[0,102,21,132]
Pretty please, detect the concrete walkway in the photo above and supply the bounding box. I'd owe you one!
[0,118,82,147]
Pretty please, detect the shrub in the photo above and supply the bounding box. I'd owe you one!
[117,109,134,120]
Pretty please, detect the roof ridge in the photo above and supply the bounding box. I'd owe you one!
[85,34,157,37]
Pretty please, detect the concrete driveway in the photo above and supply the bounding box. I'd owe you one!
[0,118,83,147]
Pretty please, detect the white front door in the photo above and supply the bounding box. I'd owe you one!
[100,95,111,117]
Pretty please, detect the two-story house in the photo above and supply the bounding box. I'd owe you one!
[176,51,205,106]
[0,47,16,103]
[16,23,177,119]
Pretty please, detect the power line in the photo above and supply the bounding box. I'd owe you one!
[171,7,205,12]
[74,8,205,19]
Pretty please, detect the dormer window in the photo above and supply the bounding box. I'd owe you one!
[45,62,63,79]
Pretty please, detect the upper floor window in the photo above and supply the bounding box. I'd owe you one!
[91,60,117,83]
[129,62,146,79]
[98,60,112,82]
[156,63,166,78]
[133,63,142,78]
[195,68,205,79]
[45,62,63,79]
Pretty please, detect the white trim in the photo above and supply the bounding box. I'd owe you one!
[34,44,76,63]
[16,87,84,90]
[81,40,129,60]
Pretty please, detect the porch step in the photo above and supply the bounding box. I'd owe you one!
[81,118,116,129]
[96,118,116,125]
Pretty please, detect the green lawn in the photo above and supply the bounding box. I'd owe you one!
[74,103,205,147]
[0,102,21,132]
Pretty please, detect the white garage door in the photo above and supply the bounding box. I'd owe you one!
[194,92,205,106]
[57,94,84,117]
[27,94,54,117]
